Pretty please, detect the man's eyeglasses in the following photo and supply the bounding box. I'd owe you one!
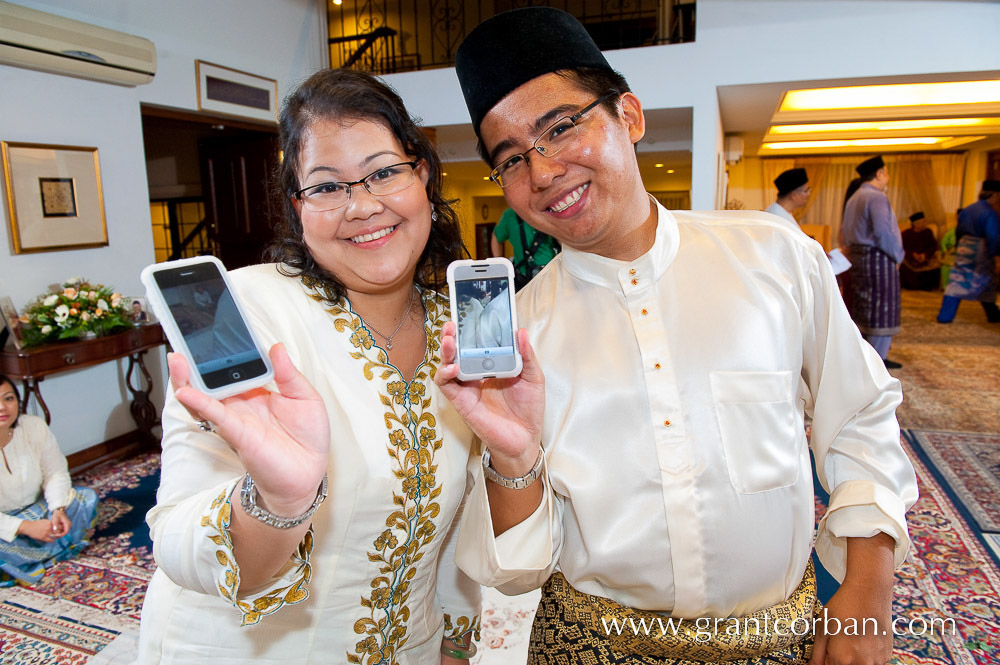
[294,160,420,212]
[489,94,616,188]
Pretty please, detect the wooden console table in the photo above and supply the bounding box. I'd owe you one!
[0,324,167,447]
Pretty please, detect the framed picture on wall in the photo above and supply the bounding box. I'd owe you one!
[1,142,109,254]
[196,60,278,123]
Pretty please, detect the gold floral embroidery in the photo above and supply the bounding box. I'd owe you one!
[443,613,482,643]
[203,483,314,626]
[308,291,441,664]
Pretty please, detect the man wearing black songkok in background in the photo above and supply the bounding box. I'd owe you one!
[766,167,811,228]
[435,8,916,665]
[841,155,905,369]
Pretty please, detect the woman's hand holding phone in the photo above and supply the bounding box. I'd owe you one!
[169,343,330,517]
[434,322,544,476]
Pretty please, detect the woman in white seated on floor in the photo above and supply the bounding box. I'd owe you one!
[0,374,98,586]
[138,69,481,664]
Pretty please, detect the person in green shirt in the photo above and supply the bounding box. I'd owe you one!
[490,208,559,290]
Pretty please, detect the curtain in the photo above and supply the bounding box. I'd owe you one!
[760,153,967,247]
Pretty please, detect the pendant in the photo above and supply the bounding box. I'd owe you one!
[386,340,393,350]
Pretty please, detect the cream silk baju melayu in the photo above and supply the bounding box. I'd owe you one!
[139,264,481,665]
[456,201,918,619]
[764,201,799,230]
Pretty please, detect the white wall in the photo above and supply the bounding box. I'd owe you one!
[385,0,1000,208]
[0,0,327,454]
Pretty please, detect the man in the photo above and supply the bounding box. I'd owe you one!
[841,155,905,369]
[437,8,916,665]
[765,167,810,228]
[937,180,1000,323]
[900,212,941,291]
[491,207,560,290]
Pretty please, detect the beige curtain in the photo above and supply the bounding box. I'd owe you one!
[761,153,967,247]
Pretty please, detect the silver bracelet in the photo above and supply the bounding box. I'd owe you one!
[239,473,328,529]
[482,447,543,490]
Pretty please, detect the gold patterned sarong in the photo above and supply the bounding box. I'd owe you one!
[528,560,820,664]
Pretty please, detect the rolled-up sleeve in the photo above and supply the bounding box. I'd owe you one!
[455,450,562,595]
[800,241,918,581]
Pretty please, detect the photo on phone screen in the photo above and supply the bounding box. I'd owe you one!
[150,261,270,392]
[449,258,521,379]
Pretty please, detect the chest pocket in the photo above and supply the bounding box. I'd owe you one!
[710,370,800,494]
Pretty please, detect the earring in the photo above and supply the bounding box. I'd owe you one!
[431,208,439,222]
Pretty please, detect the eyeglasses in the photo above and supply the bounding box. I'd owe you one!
[489,94,615,188]
[294,160,420,211]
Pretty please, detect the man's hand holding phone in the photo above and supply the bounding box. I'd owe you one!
[434,322,544,476]
[169,343,330,517]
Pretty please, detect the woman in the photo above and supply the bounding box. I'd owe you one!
[138,69,480,664]
[0,375,98,586]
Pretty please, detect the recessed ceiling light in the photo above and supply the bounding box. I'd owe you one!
[667,169,675,174]
[780,81,1000,112]
[768,117,1000,135]
[654,163,664,168]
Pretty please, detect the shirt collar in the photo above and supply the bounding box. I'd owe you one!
[559,196,679,289]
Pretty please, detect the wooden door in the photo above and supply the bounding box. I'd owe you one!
[200,134,279,270]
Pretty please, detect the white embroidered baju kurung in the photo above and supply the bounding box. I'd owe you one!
[139,264,481,664]
[456,202,918,619]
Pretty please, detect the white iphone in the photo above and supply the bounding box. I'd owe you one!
[140,256,273,399]
[447,257,522,381]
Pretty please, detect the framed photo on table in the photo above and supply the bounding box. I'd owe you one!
[0,295,25,350]
[1,142,108,254]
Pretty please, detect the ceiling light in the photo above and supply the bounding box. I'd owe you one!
[667,169,675,174]
[768,117,1000,135]
[780,81,1000,112]
[654,163,664,168]
[763,137,945,150]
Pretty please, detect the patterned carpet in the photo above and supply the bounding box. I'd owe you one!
[0,453,159,664]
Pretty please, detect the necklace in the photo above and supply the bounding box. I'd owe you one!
[363,287,416,351]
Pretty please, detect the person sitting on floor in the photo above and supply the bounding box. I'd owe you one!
[900,211,941,291]
[0,374,98,586]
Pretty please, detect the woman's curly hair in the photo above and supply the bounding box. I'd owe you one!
[266,69,467,302]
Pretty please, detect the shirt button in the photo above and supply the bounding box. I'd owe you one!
[664,420,672,427]
[629,268,637,275]
[641,308,648,316]
[631,279,638,286]
[654,363,661,370]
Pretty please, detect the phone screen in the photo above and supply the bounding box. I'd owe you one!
[153,263,269,389]
[454,276,516,372]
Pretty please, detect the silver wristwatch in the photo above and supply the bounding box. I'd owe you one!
[240,473,328,529]
[482,448,543,490]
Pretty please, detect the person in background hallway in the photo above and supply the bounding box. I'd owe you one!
[842,155,905,369]
[0,375,98,587]
[491,207,560,290]
[900,212,941,291]
[138,69,480,664]
[438,8,918,664]
[937,179,1000,323]
[765,167,810,229]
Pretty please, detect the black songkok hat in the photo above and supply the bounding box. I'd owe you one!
[909,211,925,222]
[455,7,616,136]
[856,155,885,178]
[982,179,1000,193]
[774,168,808,197]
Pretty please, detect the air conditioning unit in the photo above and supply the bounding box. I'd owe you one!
[0,1,156,86]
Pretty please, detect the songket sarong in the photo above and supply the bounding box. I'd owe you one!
[846,245,901,336]
[527,560,819,664]
[0,487,98,586]
[943,236,997,302]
